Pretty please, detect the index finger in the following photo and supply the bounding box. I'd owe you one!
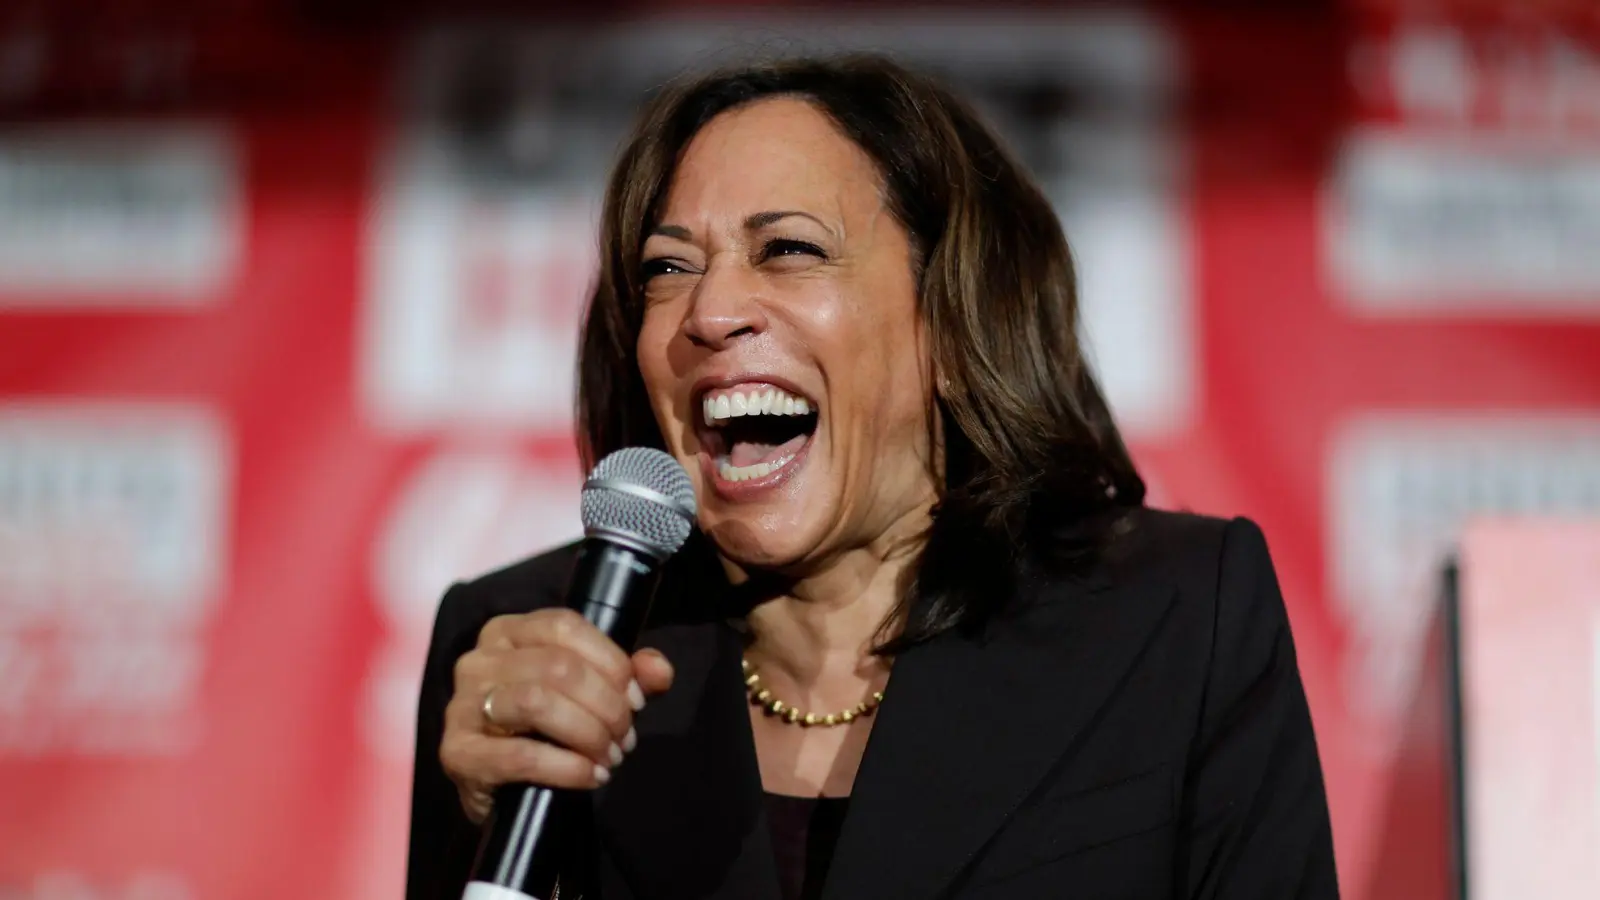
[480,608,635,690]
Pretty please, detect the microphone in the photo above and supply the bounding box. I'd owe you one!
[464,447,697,900]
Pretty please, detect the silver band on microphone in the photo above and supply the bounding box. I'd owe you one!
[584,477,697,523]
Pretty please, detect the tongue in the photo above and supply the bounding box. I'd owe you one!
[729,432,809,468]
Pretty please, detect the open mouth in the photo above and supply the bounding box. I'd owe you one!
[696,383,820,486]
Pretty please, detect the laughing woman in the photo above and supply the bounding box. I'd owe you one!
[407,55,1338,900]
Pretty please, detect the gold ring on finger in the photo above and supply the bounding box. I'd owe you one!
[481,686,513,736]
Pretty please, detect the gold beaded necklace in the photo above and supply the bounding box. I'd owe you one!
[740,657,886,727]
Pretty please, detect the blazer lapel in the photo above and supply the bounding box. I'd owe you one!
[595,618,781,900]
[821,572,1179,899]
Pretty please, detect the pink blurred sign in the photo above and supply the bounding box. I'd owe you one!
[1461,520,1600,898]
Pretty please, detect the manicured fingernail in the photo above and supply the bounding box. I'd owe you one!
[608,742,623,767]
[622,726,638,753]
[593,764,611,785]
[627,679,645,711]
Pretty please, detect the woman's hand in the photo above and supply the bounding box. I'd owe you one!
[440,608,676,824]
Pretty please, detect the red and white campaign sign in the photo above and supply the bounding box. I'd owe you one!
[0,401,230,758]
[0,4,1598,900]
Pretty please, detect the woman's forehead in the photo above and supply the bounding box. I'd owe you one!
[659,98,884,225]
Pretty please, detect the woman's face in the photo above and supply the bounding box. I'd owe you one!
[636,97,938,574]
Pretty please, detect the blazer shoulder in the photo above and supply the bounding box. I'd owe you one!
[1111,507,1290,660]
[1102,507,1265,586]
[1096,508,1285,640]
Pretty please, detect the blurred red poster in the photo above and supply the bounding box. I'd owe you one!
[1461,520,1600,898]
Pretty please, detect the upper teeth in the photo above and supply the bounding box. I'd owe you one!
[703,387,812,426]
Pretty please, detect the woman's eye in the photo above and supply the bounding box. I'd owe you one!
[641,258,691,280]
[760,238,826,263]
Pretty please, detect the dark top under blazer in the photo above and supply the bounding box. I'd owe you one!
[406,509,1339,899]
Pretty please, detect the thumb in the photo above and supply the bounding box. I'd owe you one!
[631,647,675,696]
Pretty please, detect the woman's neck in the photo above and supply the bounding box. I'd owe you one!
[737,504,929,686]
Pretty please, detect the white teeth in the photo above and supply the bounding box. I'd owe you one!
[702,386,815,424]
[718,454,796,482]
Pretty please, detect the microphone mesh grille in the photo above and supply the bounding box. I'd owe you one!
[581,447,696,556]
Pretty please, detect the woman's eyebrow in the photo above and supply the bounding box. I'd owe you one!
[744,209,826,231]
[649,223,693,241]
[648,211,837,243]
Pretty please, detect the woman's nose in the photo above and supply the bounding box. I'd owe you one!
[682,260,768,350]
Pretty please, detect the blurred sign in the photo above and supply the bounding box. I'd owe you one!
[0,124,242,306]
[1458,519,1600,899]
[0,402,229,756]
[1328,17,1600,315]
[1329,415,1600,745]
[362,155,598,434]
[1325,131,1600,309]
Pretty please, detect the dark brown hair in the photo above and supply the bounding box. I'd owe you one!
[577,54,1145,649]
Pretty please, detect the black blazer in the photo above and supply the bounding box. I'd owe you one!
[407,509,1338,899]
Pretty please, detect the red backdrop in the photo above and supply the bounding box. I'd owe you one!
[2,2,1599,899]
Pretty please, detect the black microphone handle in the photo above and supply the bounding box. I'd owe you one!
[464,538,665,900]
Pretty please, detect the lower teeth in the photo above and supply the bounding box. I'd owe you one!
[719,454,795,483]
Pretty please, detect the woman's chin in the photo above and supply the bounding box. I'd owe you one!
[700,514,826,576]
